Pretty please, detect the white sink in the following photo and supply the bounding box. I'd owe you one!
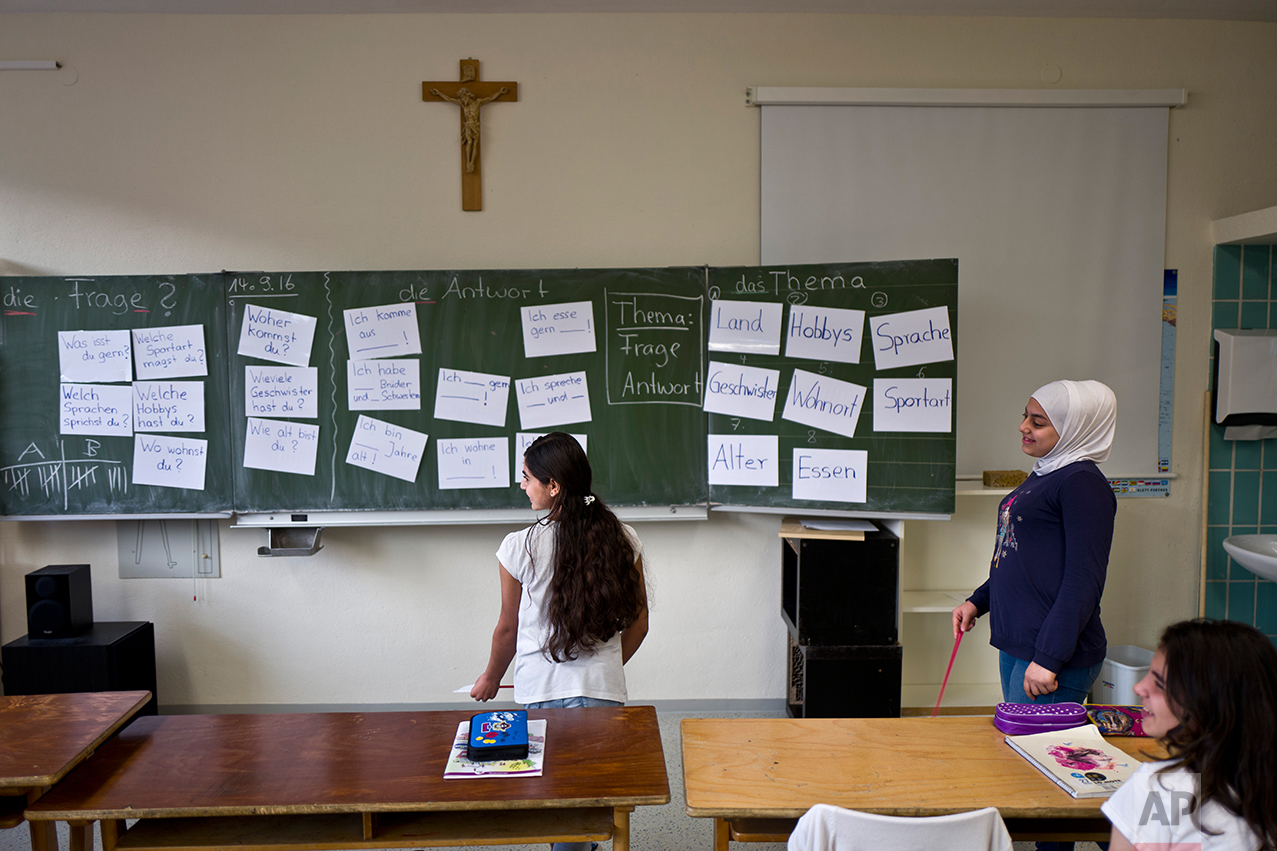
[1222,535,1277,583]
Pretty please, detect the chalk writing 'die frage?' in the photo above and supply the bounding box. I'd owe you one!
[872,378,953,433]
[702,362,781,422]
[708,434,779,487]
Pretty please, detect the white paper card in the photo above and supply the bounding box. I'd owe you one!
[132,434,207,490]
[515,372,592,430]
[243,417,320,476]
[343,303,422,360]
[785,305,866,364]
[434,368,511,428]
[133,381,204,433]
[348,359,422,411]
[60,383,133,436]
[708,434,779,486]
[703,362,781,421]
[345,415,428,483]
[58,330,132,383]
[132,325,208,379]
[873,378,953,432]
[792,448,868,503]
[245,366,318,419]
[437,437,510,490]
[237,304,317,367]
[515,433,588,471]
[521,301,597,358]
[869,306,954,370]
[782,369,868,439]
[707,300,784,355]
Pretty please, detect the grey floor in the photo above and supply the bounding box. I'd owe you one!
[1,710,1103,851]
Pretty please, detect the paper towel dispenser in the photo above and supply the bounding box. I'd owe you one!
[1213,329,1277,434]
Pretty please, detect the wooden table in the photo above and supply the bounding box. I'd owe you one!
[0,691,151,851]
[682,716,1161,850]
[26,706,669,851]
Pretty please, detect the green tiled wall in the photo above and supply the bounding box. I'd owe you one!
[1208,244,1277,643]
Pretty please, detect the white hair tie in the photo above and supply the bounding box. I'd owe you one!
[583,495,595,506]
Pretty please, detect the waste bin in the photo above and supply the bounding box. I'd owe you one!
[1091,645,1154,705]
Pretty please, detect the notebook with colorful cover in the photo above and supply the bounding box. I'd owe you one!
[1084,704,1148,737]
[1004,723,1138,798]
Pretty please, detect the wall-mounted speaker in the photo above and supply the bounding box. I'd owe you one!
[25,564,94,639]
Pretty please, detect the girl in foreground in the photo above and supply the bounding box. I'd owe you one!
[1102,619,1277,851]
[471,431,648,709]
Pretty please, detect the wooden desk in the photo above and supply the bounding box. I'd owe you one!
[26,706,669,851]
[682,716,1161,850]
[0,691,151,851]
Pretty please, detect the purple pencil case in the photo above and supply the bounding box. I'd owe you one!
[993,701,1088,736]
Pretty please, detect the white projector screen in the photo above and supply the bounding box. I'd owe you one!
[762,103,1168,478]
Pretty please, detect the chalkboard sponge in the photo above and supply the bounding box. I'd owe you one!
[983,470,1028,488]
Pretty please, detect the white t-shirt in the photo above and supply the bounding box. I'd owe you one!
[496,521,641,706]
[1102,761,1262,851]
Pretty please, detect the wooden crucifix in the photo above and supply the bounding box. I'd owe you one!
[423,59,518,211]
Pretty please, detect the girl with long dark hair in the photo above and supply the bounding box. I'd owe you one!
[1102,619,1277,851]
[471,432,648,709]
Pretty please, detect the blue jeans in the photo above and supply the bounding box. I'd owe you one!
[524,696,622,709]
[523,696,622,851]
[998,653,1103,851]
[999,652,1102,705]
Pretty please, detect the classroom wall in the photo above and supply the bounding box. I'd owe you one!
[1205,244,1277,639]
[2,13,1276,706]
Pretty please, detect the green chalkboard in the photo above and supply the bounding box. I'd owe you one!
[225,268,708,513]
[706,260,958,516]
[0,276,233,516]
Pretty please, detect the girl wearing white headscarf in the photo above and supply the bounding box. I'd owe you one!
[953,380,1117,706]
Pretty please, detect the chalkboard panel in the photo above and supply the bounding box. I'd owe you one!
[225,268,708,513]
[706,260,958,517]
[0,276,233,516]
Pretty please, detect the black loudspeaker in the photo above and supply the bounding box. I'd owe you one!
[25,564,94,639]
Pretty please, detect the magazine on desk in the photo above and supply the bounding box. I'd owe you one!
[443,719,547,778]
[1005,723,1137,798]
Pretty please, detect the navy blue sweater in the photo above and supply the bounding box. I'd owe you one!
[968,460,1116,673]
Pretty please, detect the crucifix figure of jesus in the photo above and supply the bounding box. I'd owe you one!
[423,59,518,211]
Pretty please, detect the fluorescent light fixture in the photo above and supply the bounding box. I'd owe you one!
[0,60,61,71]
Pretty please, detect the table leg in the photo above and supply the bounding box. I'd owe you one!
[27,820,57,851]
[68,821,93,851]
[101,819,124,851]
[612,806,632,851]
[25,788,57,851]
[714,817,730,851]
